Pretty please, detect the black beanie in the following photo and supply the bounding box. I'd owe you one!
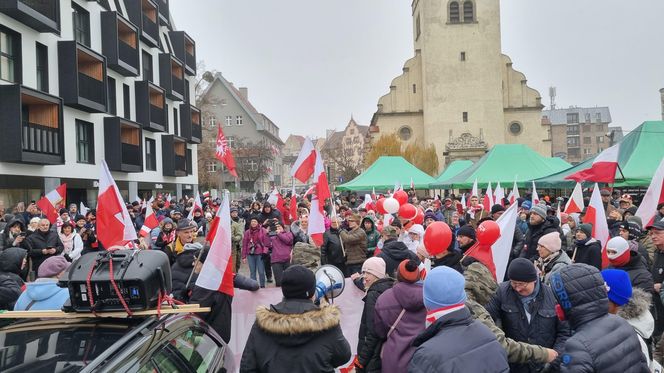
[457,225,476,240]
[508,258,538,282]
[281,265,317,299]
[491,204,505,215]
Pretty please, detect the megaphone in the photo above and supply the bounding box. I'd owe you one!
[314,265,345,302]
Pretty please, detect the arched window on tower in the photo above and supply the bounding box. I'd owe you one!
[463,1,474,22]
[449,1,460,23]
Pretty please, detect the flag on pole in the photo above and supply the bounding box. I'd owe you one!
[471,179,479,198]
[509,179,520,205]
[140,197,158,237]
[531,181,540,206]
[308,196,326,246]
[492,203,519,281]
[494,182,505,207]
[289,188,299,224]
[371,187,377,203]
[483,182,494,212]
[636,157,664,227]
[215,125,238,178]
[187,191,203,220]
[267,188,289,223]
[313,149,330,201]
[163,193,172,209]
[410,177,414,190]
[79,201,89,217]
[582,183,610,268]
[37,183,67,223]
[566,143,620,183]
[564,182,585,214]
[196,191,234,296]
[290,137,316,183]
[97,161,137,248]
[556,204,562,227]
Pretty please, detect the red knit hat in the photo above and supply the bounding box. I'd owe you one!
[398,259,420,283]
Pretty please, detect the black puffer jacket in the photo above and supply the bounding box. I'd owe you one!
[0,247,27,310]
[571,238,602,270]
[610,251,654,293]
[24,229,63,274]
[377,239,418,278]
[550,264,649,373]
[409,306,509,373]
[240,299,351,373]
[0,218,26,251]
[486,281,570,372]
[357,277,395,372]
[431,250,464,273]
[522,217,564,260]
[321,228,344,265]
[171,250,197,302]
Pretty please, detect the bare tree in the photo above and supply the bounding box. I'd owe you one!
[233,137,276,189]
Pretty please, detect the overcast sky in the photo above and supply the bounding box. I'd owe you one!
[170,0,664,139]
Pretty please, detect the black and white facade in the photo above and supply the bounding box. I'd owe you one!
[0,0,200,207]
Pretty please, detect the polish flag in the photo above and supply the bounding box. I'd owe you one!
[457,194,466,215]
[289,188,299,225]
[308,195,326,246]
[494,182,505,207]
[187,191,203,220]
[37,183,67,224]
[564,182,585,214]
[196,191,234,296]
[410,177,415,190]
[267,188,289,223]
[566,143,620,183]
[290,137,316,183]
[636,157,664,228]
[492,203,519,281]
[371,187,377,203]
[97,161,137,248]
[163,193,172,209]
[483,182,494,212]
[531,181,540,206]
[509,179,520,205]
[468,179,479,208]
[582,183,610,268]
[314,149,331,202]
[139,198,158,237]
[79,201,89,217]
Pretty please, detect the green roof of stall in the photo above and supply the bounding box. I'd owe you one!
[336,156,435,191]
[430,160,474,187]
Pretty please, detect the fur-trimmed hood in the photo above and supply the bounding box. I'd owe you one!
[254,299,342,346]
[618,288,654,339]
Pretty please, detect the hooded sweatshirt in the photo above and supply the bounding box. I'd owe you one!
[14,278,69,311]
[0,247,27,310]
[362,216,380,254]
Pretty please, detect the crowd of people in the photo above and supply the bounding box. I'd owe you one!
[1,189,664,372]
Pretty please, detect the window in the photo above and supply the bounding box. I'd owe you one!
[598,148,603,153]
[597,136,604,143]
[412,84,417,93]
[208,115,216,127]
[107,77,117,115]
[449,1,460,23]
[582,124,591,133]
[206,161,217,173]
[138,330,222,373]
[583,136,591,144]
[585,113,591,122]
[583,148,592,155]
[72,3,91,47]
[123,84,130,119]
[463,1,474,22]
[225,115,232,126]
[567,125,579,135]
[76,120,95,164]
[398,126,412,141]
[0,27,21,83]
[463,112,468,122]
[595,112,602,122]
[246,160,258,171]
[35,43,48,92]
[145,138,156,170]
[142,50,153,81]
[460,52,466,61]
[227,136,235,149]
[567,137,579,146]
[509,122,522,135]
[566,113,579,124]
[415,14,421,40]
[173,108,179,136]
[236,115,243,125]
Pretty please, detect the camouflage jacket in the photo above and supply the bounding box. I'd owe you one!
[291,242,321,271]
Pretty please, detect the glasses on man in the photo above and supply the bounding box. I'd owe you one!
[510,280,531,289]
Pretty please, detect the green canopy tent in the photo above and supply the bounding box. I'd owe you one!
[430,160,474,187]
[536,121,664,188]
[431,144,571,189]
[336,156,435,191]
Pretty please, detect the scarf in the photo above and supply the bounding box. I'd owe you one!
[249,226,263,250]
[425,303,465,328]
[60,232,75,254]
[536,251,561,276]
[519,280,540,323]
[161,230,175,244]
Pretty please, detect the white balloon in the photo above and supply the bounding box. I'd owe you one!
[383,197,400,214]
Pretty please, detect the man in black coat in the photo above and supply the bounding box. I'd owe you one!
[551,264,648,372]
[0,247,27,310]
[171,242,203,302]
[487,258,570,372]
[377,226,418,278]
[23,219,63,275]
[240,265,351,372]
[321,217,346,274]
[522,204,564,260]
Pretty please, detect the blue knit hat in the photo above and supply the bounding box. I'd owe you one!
[423,266,467,310]
[521,200,532,211]
[601,269,632,306]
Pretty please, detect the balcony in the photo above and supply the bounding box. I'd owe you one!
[124,0,159,48]
[0,0,60,34]
[58,41,107,113]
[161,135,188,177]
[135,80,167,132]
[0,85,64,165]
[158,53,185,101]
[101,11,139,76]
[157,0,168,25]
[179,104,201,144]
[104,117,143,172]
[168,31,196,76]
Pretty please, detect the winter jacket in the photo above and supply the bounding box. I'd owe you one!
[522,217,564,260]
[0,218,26,251]
[13,278,69,311]
[240,299,351,373]
[409,306,509,373]
[23,229,64,274]
[610,251,654,292]
[341,226,367,265]
[618,288,654,367]
[269,231,293,264]
[242,227,271,258]
[258,207,282,226]
[171,249,198,302]
[357,277,395,372]
[244,209,262,231]
[430,250,463,273]
[486,281,571,372]
[373,281,426,373]
[231,217,245,250]
[571,238,602,270]
[190,286,233,343]
[378,239,419,277]
[551,264,649,373]
[322,228,345,265]
[362,217,380,255]
[536,250,572,285]
[0,247,27,310]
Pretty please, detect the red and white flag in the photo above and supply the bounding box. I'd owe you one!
[508,179,520,205]
[531,181,540,206]
[215,125,238,178]
[566,143,620,183]
[308,196,326,246]
[313,149,331,201]
[468,179,479,207]
[37,183,67,224]
[564,182,585,214]
[582,183,610,268]
[289,188,299,224]
[187,191,203,220]
[492,203,519,281]
[196,191,234,296]
[79,201,89,217]
[290,137,316,183]
[163,193,172,209]
[636,157,664,227]
[97,161,137,248]
[494,182,505,207]
[483,182,494,212]
[267,188,289,223]
[371,187,377,203]
[139,197,158,237]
